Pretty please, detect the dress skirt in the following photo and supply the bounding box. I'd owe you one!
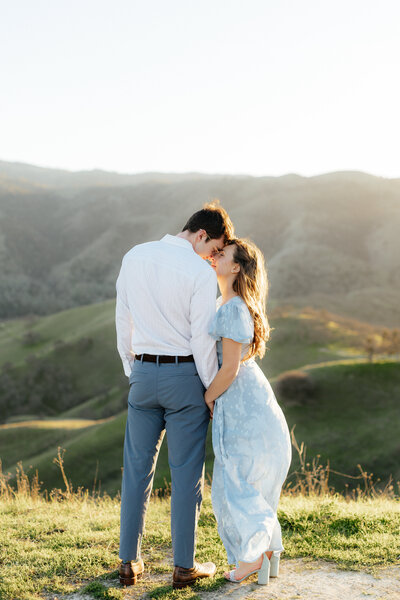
[211,359,292,565]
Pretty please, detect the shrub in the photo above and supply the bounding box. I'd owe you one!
[275,370,316,404]
[22,330,43,346]
[77,337,94,353]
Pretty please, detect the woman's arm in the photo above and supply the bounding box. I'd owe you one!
[204,337,242,417]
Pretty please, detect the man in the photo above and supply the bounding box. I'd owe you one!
[116,202,234,589]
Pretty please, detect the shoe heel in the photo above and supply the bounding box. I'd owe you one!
[119,571,142,586]
[257,553,270,585]
[120,575,137,586]
[269,553,280,577]
[173,579,196,590]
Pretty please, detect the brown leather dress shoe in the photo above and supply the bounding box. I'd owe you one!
[173,560,216,589]
[118,558,144,586]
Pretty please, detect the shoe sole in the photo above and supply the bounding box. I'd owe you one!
[119,572,143,586]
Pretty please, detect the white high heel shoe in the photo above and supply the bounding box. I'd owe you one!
[257,552,270,585]
[225,552,271,585]
[269,552,280,577]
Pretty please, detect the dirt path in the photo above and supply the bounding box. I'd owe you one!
[64,559,400,600]
[201,559,400,599]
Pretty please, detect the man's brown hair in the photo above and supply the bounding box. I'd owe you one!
[181,200,234,243]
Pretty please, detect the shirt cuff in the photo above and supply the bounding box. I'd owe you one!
[122,357,134,377]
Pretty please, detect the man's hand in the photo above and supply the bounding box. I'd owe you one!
[204,391,215,419]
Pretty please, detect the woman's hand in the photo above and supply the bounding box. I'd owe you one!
[204,338,241,419]
[204,391,215,419]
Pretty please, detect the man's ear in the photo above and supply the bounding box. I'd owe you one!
[198,229,207,241]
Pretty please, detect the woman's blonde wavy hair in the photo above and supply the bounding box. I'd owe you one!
[226,238,270,361]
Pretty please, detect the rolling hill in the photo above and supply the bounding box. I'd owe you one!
[0,299,398,495]
[0,160,399,326]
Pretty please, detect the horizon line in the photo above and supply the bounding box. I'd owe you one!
[0,157,399,181]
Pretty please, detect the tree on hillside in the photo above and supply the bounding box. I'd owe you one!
[374,329,400,359]
[387,329,400,358]
[364,334,379,362]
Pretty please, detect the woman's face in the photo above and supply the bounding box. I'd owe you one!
[211,243,239,279]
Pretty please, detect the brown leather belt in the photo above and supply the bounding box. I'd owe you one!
[135,353,195,364]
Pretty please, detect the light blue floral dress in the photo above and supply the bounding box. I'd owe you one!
[209,296,292,565]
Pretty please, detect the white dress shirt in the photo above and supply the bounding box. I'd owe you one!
[115,234,219,388]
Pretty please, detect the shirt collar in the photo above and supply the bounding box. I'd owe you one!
[160,234,194,252]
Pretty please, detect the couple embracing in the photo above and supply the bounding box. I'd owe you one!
[115,202,292,588]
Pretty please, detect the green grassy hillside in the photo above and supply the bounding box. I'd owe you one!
[276,360,400,488]
[0,299,125,392]
[0,300,399,495]
[0,299,384,415]
[2,361,399,495]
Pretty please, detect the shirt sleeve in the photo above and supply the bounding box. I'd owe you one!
[189,267,218,388]
[115,258,135,377]
[209,301,254,343]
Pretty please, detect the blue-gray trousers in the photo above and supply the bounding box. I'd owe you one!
[119,359,210,568]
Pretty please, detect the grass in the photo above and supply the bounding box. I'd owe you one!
[0,488,226,600]
[262,305,382,377]
[0,301,115,369]
[1,413,129,496]
[2,358,399,495]
[0,488,399,600]
[0,300,127,412]
[1,295,399,600]
[0,418,112,429]
[1,426,399,600]
[277,360,400,488]
[279,494,400,569]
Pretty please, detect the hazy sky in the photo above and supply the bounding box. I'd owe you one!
[1,0,399,177]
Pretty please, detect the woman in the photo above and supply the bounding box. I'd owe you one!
[205,238,292,585]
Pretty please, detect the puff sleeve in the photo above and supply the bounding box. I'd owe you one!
[209,300,254,343]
